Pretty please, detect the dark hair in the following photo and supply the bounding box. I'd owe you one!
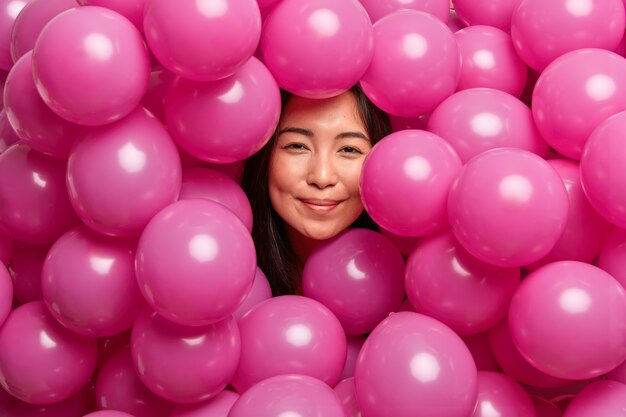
[242,84,391,296]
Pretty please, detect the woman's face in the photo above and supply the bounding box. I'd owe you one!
[268,91,372,243]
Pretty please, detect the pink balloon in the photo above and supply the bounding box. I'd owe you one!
[334,377,361,417]
[428,88,548,163]
[95,345,174,417]
[67,107,181,237]
[140,68,173,123]
[452,0,518,31]
[341,335,366,380]
[0,109,20,153]
[355,311,477,417]
[406,230,520,335]
[472,371,535,417]
[580,110,626,228]
[179,168,253,232]
[0,384,92,417]
[302,229,405,335]
[0,261,12,326]
[360,10,460,117]
[532,396,563,417]
[77,0,146,32]
[169,390,238,417]
[0,0,31,70]
[388,113,430,132]
[360,129,462,236]
[4,51,80,158]
[165,57,280,163]
[562,380,626,417]
[447,9,466,32]
[0,227,13,264]
[0,71,6,110]
[359,0,449,23]
[10,0,77,62]
[136,199,255,326]
[84,412,135,417]
[96,330,130,371]
[144,0,260,82]
[448,148,569,267]
[606,358,626,385]
[232,267,272,320]
[511,0,625,71]
[231,295,346,393]
[509,261,626,380]
[32,6,150,126]
[0,143,80,244]
[0,301,97,404]
[532,49,626,160]
[599,228,626,290]
[454,26,527,96]
[460,332,501,372]
[204,160,245,184]
[379,227,420,257]
[131,310,240,404]
[261,0,373,98]
[229,374,345,417]
[8,242,48,303]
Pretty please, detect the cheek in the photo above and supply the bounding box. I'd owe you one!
[339,160,366,196]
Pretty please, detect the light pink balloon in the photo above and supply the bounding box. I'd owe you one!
[532,49,626,160]
[8,242,48,303]
[0,261,12,326]
[448,148,569,267]
[532,396,563,417]
[452,0,518,31]
[334,377,361,417]
[359,0,449,23]
[562,380,626,417]
[169,390,238,417]
[360,129,462,236]
[0,143,80,244]
[231,295,347,393]
[0,227,13,264]
[77,0,146,32]
[66,107,181,237]
[599,228,626,290]
[131,310,240,404]
[447,9,466,32]
[0,301,97,404]
[461,332,501,372]
[232,267,272,320]
[509,261,626,380]
[360,10,460,117]
[302,228,406,335]
[454,26,527,96]
[165,57,280,163]
[32,6,150,126]
[511,0,625,71]
[472,371,535,417]
[341,335,366,380]
[0,109,20,153]
[0,0,31,70]
[428,88,548,163]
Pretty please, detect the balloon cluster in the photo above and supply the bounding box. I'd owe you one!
[1,0,626,416]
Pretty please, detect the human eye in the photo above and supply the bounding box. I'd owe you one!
[283,142,308,151]
[339,146,364,155]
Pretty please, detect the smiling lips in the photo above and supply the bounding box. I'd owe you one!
[299,198,343,213]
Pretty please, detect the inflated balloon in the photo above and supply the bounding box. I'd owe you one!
[341,335,366,380]
[359,0,449,23]
[231,295,346,392]
[606,358,626,385]
[144,0,260,81]
[261,0,373,98]
[355,311,478,417]
[0,143,80,244]
[136,199,255,326]
[169,390,238,417]
[447,9,466,33]
[334,377,360,417]
[599,228,626,290]
[562,380,626,417]
[388,113,429,132]
[179,168,253,232]
[460,332,501,372]
[140,68,173,123]
[0,261,12,327]
[131,310,240,404]
[509,261,626,380]
[0,227,12,264]
[454,26,527,96]
[228,374,345,417]
[532,49,626,160]
[66,106,181,237]
[379,227,420,257]
[448,148,568,267]
[4,51,80,158]
[83,412,135,417]
[472,371,535,417]
[8,242,48,303]
[232,267,272,320]
[205,160,246,184]
[0,384,92,417]
[96,330,131,371]
[302,228,406,335]
[165,57,281,163]
[360,129,462,236]
[0,0,30,70]
[0,301,97,404]
[452,0,518,31]
[32,6,150,125]
[0,109,20,153]
[428,88,548,163]
[511,0,625,71]
[77,0,145,31]
[532,397,563,417]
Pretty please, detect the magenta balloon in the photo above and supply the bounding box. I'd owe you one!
[1,385,92,417]
[0,143,80,244]
[580,111,626,228]
[355,311,477,417]
[8,242,48,303]
[83,412,135,417]
[95,345,174,417]
[169,390,238,417]
[229,374,345,417]
[341,335,366,380]
[428,88,548,163]
[32,6,150,126]
[67,107,181,237]
[607,359,626,385]
[452,0,517,31]
[0,227,13,264]
[131,310,240,404]
[447,9,466,32]
[460,332,501,372]
[261,0,373,98]
[388,113,429,132]
[509,261,626,380]
[448,148,568,267]
[10,0,77,62]
[96,330,131,371]
[360,129,462,236]
[140,68,173,123]
[204,160,245,184]
[454,26,527,96]
[231,295,346,392]
[179,167,253,232]
[379,227,420,257]
[0,109,20,153]
[532,49,626,160]
[144,0,260,82]
[165,57,280,163]
[136,199,255,326]
[511,0,625,71]
[359,0,449,23]
[472,371,535,417]
[406,230,520,335]
[532,396,563,417]
[302,229,406,335]
[232,266,272,320]
[360,10,460,117]
[334,377,361,417]
[0,0,31,70]
[77,0,145,32]
[0,301,97,404]
[562,380,626,417]
[0,261,12,326]
[4,51,80,158]
[599,228,626,290]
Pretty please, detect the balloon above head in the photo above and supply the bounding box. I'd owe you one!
[261,0,373,98]
[359,0,450,24]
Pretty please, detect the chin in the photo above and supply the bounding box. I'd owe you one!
[301,225,346,242]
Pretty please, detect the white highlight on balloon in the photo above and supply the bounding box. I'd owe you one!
[347,258,366,280]
[278,412,302,417]
[410,352,440,383]
[90,256,116,275]
[451,257,471,278]
[473,50,496,70]
[499,175,534,204]
[586,74,616,101]
[286,324,313,347]
[182,335,207,346]
[189,234,218,263]
[118,142,147,174]
[559,287,592,314]
[404,156,432,181]
[480,401,502,417]
[218,81,244,104]
[403,33,428,59]
[7,1,26,19]
[40,330,57,349]
[83,33,114,61]
[565,0,593,17]
[470,112,503,137]
[32,172,47,188]
[309,9,340,37]
[196,0,228,18]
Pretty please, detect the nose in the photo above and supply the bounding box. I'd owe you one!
[306,153,338,189]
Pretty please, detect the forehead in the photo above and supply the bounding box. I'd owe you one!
[279,91,365,130]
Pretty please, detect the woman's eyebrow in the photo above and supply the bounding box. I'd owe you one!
[335,131,370,142]
[278,127,313,137]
